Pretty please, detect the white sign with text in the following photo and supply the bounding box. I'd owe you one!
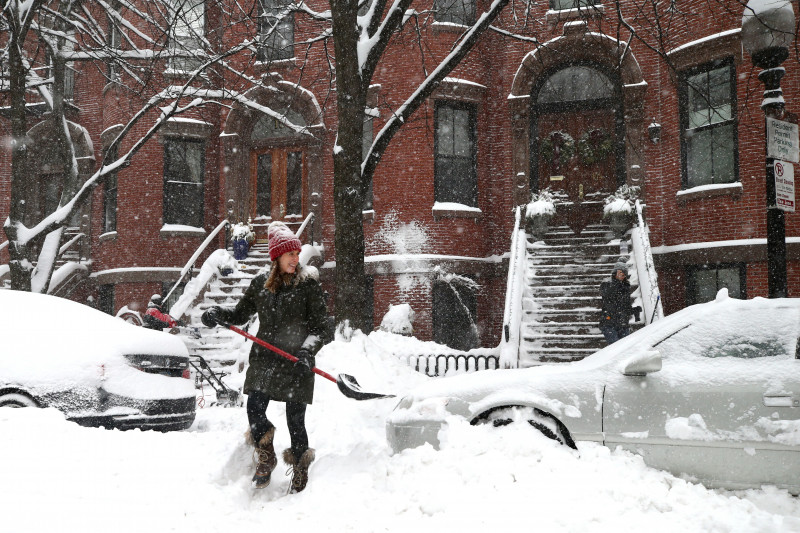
[767,118,800,163]
[775,160,795,212]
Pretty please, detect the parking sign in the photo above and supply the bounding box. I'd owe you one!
[774,160,795,212]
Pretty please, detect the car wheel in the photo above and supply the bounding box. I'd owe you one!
[0,392,39,408]
[473,406,577,449]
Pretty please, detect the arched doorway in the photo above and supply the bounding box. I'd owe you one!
[531,63,624,234]
[249,108,308,223]
[221,76,325,239]
[508,25,648,221]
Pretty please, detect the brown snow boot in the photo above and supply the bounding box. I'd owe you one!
[251,428,277,489]
[283,448,315,493]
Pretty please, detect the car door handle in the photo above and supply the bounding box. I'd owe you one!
[763,394,797,407]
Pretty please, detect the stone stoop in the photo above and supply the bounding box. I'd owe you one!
[177,241,271,370]
[519,224,640,367]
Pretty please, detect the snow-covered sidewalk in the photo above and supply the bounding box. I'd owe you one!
[2,332,800,532]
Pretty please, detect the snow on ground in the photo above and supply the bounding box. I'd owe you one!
[2,331,800,532]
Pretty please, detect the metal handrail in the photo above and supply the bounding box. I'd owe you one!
[58,232,84,256]
[295,211,314,239]
[498,206,526,368]
[631,200,664,324]
[164,218,230,303]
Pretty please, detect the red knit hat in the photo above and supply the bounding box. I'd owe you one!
[268,221,302,261]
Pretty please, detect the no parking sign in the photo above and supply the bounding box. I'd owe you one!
[774,160,795,212]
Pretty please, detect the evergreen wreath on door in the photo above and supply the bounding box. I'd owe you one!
[577,128,614,165]
[540,130,575,170]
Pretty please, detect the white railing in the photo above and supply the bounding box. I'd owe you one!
[498,206,527,368]
[295,211,314,240]
[164,219,230,303]
[631,200,663,324]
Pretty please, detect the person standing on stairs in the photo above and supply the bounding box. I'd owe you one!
[599,261,639,345]
[201,221,328,493]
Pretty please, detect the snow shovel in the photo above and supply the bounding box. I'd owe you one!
[225,324,395,401]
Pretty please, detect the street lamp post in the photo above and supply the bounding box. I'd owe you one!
[742,0,796,298]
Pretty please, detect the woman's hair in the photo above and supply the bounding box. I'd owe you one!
[265,263,300,293]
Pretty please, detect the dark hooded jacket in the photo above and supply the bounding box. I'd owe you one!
[599,268,634,329]
[217,265,328,404]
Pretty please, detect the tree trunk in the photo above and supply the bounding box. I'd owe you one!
[5,21,33,292]
[330,0,369,331]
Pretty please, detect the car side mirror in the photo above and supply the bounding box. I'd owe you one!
[621,350,662,376]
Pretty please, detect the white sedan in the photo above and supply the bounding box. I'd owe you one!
[387,291,800,494]
[0,290,196,431]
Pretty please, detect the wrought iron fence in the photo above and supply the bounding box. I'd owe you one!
[407,352,500,377]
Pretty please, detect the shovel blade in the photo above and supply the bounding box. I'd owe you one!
[336,374,395,401]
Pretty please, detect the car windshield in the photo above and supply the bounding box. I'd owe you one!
[652,304,798,362]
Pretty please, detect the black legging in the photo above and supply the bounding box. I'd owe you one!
[247,390,308,459]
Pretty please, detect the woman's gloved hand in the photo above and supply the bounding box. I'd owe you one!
[293,349,313,375]
[201,307,224,328]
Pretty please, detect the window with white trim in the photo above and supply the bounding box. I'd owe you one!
[434,0,475,25]
[686,263,745,305]
[435,102,477,207]
[257,0,294,61]
[680,59,738,188]
[163,138,205,227]
[169,0,206,72]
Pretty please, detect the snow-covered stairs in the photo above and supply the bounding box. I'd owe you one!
[178,241,271,369]
[519,224,637,367]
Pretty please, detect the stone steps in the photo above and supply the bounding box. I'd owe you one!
[519,223,637,366]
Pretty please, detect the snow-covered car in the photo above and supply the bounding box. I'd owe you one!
[0,290,196,431]
[387,290,800,494]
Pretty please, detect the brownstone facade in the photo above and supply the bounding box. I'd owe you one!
[1,1,798,347]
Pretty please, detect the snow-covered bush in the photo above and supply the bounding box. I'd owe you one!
[231,221,255,244]
[526,187,557,219]
[603,185,640,218]
[379,303,415,336]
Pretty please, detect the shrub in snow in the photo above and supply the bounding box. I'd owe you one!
[602,185,640,217]
[379,303,415,336]
[525,188,556,240]
[231,221,255,244]
[525,187,557,219]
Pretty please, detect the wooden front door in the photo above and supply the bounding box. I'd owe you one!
[537,109,618,234]
[251,147,305,222]
[533,64,622,234]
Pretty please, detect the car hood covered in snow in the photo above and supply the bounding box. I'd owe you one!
[0,290,190,396]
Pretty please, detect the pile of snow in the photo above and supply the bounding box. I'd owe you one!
[2,327,800,531]
[379,303,415,335]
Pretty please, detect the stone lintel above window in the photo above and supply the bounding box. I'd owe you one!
[546,4,604,27]
[667,29,742,72]
[432,77,487,105]
[159,117,214,141]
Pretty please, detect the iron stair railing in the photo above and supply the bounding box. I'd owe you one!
[498,205,527,369]
[631,200,664,324]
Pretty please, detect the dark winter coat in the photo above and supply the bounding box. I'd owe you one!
[599,273,633,329]
[217,266,328,404]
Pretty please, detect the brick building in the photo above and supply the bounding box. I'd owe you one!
[1,0,798,350]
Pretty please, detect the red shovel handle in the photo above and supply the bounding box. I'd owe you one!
[226,324,337,384]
